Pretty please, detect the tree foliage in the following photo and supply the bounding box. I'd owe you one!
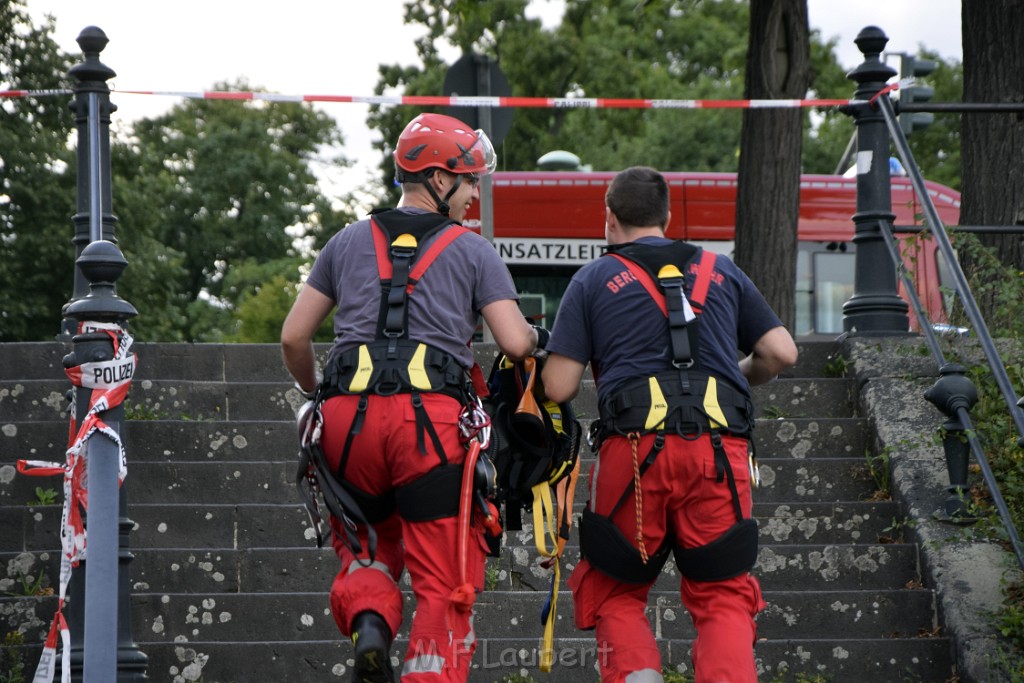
[118,87,352,340]
[0,2,75,341]
[0,4,357,342]
[368,1,860,191]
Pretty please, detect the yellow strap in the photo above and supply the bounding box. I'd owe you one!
[703,376,729,429]
[348,345,373,393]
[539,558,559,672]
[532,482,559,558]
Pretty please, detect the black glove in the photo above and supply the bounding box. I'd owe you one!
[532,325,550,350]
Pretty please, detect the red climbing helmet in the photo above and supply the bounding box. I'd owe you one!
[394,113,497,178]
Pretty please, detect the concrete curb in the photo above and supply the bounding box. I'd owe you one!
[841,335,1024,683]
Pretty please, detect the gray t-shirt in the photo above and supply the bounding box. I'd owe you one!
[306,207,518,369]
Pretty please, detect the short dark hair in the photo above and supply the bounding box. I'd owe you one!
[605,166,669,229]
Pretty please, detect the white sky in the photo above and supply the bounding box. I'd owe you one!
[25,0,962,198]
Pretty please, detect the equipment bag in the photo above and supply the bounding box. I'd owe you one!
[483,354,581,530]
[482,352,583,671]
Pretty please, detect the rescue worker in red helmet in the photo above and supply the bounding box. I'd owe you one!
[282,112,549,682]
[541,167,797,683]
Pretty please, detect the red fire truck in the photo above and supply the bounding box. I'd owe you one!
[464,171,962,336]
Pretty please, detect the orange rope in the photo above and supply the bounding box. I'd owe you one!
[628,432,649,564]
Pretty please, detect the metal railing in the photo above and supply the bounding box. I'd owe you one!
[874,93,1024,572]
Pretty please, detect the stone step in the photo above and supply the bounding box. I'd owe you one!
[2,587,943,646]
[0,375,858,423]
[0,341,845,382]
[0,456,882,506]
[10,635,953,683]
[2,500,900,552]
[3,415,870,465]
[2,540,922,598]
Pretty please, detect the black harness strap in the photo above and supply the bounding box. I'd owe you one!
[336,394,368,478]
[711,431,745,522]
[604,433,665,520]
[412,390,448,462]
[297,439,378,560]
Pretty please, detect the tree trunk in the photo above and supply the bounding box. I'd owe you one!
[960,0,1024,318]
[734,0,811,333]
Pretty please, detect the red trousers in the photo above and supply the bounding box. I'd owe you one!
[569,432,765,683]
[319,393,488,682]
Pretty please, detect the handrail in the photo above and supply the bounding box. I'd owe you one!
[874,94,1024,571]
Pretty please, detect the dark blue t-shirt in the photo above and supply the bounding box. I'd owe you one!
[546,236,782,405]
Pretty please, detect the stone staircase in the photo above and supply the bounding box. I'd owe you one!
[1,341,954,682]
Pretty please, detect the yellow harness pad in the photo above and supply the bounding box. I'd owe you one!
[703,376,729,429]
[407,343,431,390]
[348,345,373,393]
[644,376,668,431]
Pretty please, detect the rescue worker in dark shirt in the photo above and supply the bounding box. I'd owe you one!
[281,113,547,683]
[542,166,798,683]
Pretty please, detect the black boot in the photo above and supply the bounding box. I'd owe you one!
[351,611,394,683]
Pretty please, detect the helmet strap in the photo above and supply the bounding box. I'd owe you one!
[398,169,464,218]
[426,171,465,218]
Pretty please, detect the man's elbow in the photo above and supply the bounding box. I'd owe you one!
[280,325,308,356]
[777,343,799,373]
[767,337,799,376]
[543,383,577,404]
[499,330,536,362]
[541,367,580,404]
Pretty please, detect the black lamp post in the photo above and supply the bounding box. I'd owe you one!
[56,26,149,682]
[841,26,911,334]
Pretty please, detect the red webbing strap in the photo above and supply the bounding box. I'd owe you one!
[688,250,717,312]
[407,226,470,293]
[609,253,667,317]
[370,218,469,290]
[369,217,392,280]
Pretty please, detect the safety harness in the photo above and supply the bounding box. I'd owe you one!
[579,241,760,585]
[296,210,498,564]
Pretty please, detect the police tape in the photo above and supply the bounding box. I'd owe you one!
[0,79,923,110]
[16,321,135,683]
[1,87,854,109]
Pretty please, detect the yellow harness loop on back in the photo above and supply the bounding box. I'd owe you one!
[391,232,418,249]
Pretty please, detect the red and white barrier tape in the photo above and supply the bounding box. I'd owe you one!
[1,87,854,109]
[17,321,135,683]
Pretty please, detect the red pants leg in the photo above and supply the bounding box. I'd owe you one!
[569,560,661,682]
[320,393,487,682]
[668,433,764,683]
